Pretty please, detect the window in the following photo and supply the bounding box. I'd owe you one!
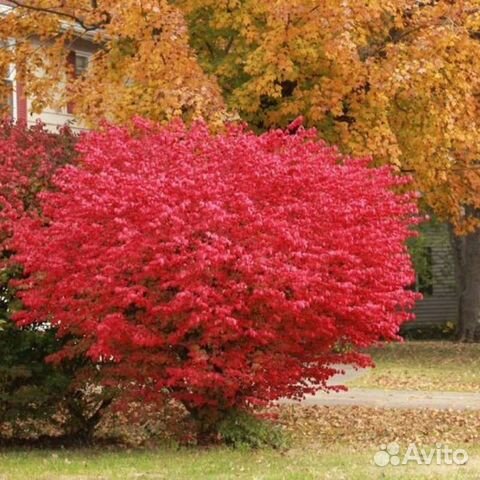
[74,54,89,77]
[67,52,90,114]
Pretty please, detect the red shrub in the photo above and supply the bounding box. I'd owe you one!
[12,119,419,416]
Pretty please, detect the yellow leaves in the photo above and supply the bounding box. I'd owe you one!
[0,0,228,127]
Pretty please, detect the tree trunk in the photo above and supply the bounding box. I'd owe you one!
[64,395,113,444]
[449,225,465,337]
[182,402,227,445]
[449,222,480,342]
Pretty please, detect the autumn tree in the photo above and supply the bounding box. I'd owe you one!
[12,119,419,438]
[0,0,228,126]
[179,0,480,340]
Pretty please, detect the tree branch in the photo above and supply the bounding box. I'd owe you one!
[224,35,235,55]
[6,0,111,32]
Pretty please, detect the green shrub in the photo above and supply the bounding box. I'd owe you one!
[217,409,288,449]
[401,322,457,341]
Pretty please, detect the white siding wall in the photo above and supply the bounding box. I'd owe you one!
[26,100,87,133]
[411,223,458,327]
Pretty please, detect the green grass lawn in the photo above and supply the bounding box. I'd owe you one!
[351,341,480,392]
[4,402,480,480]
[3,340,480,479]
[1,444,480,480]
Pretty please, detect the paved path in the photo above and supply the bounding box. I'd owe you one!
[284,389,480,410]
[280,364,480,410]
[325,363,370,386]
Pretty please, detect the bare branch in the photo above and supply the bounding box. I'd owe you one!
[224,35,235,55]
[6,0,111,32]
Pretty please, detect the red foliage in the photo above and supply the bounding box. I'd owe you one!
[12,118,419,411]
[0,119,77,251]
